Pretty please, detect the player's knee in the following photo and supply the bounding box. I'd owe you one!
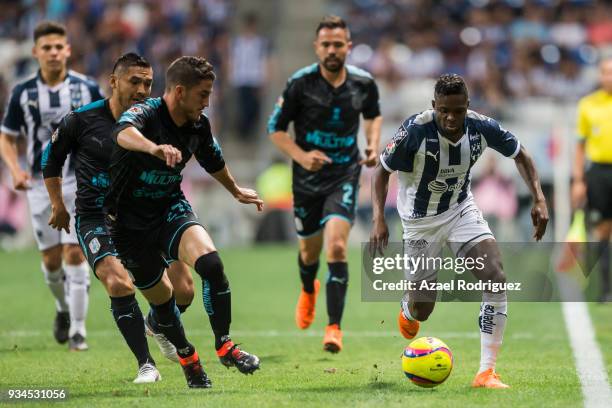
[42,248,62,271]
[300,250,320,266]
[174,278,195,306]
[63,244,85,264]
[98,264,134,297]
[327,240,347,261]
[194,251,228,288]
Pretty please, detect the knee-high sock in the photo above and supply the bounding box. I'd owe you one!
[299,254,319,294]
[41,263,69,312]
[327,262,348,327]
[64,261,90,337]
[479,291,507,373]
[111,294,154,367]
[194,252,231,350]
[599,240,610,295]
[148,296,194,357]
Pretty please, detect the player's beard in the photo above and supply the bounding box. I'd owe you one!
[323,56,344,73]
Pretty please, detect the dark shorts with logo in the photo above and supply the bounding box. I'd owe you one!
[108,198,201,289]
[75,213,118,278]
[293,176,360,238]
[586,163,612,222]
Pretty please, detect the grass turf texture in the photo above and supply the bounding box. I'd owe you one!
[0,246,584,407]
[588,302,612,384]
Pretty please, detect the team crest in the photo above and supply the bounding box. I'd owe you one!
[129,105,143,115]
[88,237,101,254]
[385,140,397,155]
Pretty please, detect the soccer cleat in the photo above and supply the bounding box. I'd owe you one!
[471,368,510,389]
[217,336,260,374]
[398,309,420,339]
[323,324,343,353]
[68,333,89,351]
[145,314,179,363]
[53,311,70,344]
[295,279,320,330]
[178,350,212,388]
[133,362,162,384]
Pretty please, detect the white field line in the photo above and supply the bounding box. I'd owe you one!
[562,302,612,408]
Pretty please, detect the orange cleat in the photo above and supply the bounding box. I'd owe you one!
[398,309,420,339]
[471,368,510,389]
[323,324,343,353]
[295,279,320,329]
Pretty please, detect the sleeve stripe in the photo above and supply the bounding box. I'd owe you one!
[508,141,521,159]
[379,154,394,173]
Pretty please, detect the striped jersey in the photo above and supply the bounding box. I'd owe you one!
[380,109,520,220]
[1,70,103,181]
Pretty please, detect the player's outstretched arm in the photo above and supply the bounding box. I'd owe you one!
[43,176,70,233]
[370,163,391,256]
[210,165,264,211]
[360,116,383,167]
[513,145,549,241]
[116,126,182,167]
[269,131,331,171]
[0,133,31,190]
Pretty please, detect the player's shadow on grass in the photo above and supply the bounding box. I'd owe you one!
[257,354,284,363]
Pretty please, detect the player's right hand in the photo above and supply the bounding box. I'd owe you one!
[152,144,182,168]
[48,204,70,233]
[298,150,332,172]
[11,169,31,190]
[571,179,586,209]
[369,220,389,257]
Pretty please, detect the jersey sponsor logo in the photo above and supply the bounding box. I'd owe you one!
[139,170,182,185]
[439,168,455,175]
[404,239,428,249]
[88,237,101,254]
[427,178,465,194]
[305,130,355,149]
[426,150,439,162]
[479,304,496,335]
[92,173,110,188]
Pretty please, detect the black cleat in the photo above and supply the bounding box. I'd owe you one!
[217,337,260,375]
[68,333,89,351]
[53,311,70,344]
[179,351,212,388]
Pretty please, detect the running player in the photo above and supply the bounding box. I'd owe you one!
[105,56,262,388]
[370,74,548,388]
[268,15,382,353]
[0,21,102,350]
[42,53,196,383]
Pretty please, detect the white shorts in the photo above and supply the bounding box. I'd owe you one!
[26,178,79,251]
[402,198,494,282]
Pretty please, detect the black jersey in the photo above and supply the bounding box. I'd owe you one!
[42,99,114,215]
[267,63,380,194]
[106,97,225,230]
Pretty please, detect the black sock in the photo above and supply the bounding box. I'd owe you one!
[149,296,194,357]
[299,254,319,294]
[599,240,610,294]
[326,262,348,327]
[110,294,154,367]
[177,303,191,314]
[194,252,232,350]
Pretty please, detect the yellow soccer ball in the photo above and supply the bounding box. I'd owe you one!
[402,337,453,388]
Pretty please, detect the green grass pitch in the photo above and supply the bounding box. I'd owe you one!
[0,246,594,407]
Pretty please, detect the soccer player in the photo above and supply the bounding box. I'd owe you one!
[268,15,382,353]
[572,56,612,303]
[42,53,196,383]
[370,74,548,388]
[0,21,102,350]
[105,56,262,388]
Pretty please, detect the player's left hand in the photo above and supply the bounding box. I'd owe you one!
[235,187,264,211]
[48,204,70,233]
[359,147,378,167]
[531,199,548,241]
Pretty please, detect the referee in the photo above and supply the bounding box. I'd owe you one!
[572,56,612,303]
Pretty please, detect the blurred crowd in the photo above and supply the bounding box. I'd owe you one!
[333,0,607,120]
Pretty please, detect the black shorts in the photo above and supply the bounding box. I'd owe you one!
[293,176,359,238]
[75,213,118,277]
[108,198,201,289]
[586,163,612,222]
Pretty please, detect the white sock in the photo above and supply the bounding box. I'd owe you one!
[41,263,69,312]
[64,261,90,337]
[401,300,418,321]
[479,291,507,373]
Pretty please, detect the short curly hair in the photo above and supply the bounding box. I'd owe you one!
[434,74,468,98]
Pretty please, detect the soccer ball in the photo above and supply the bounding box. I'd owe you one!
[402,337,453,388]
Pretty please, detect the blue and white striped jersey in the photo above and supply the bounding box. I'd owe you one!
[1,70,103,180]
[380,109,520,220]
